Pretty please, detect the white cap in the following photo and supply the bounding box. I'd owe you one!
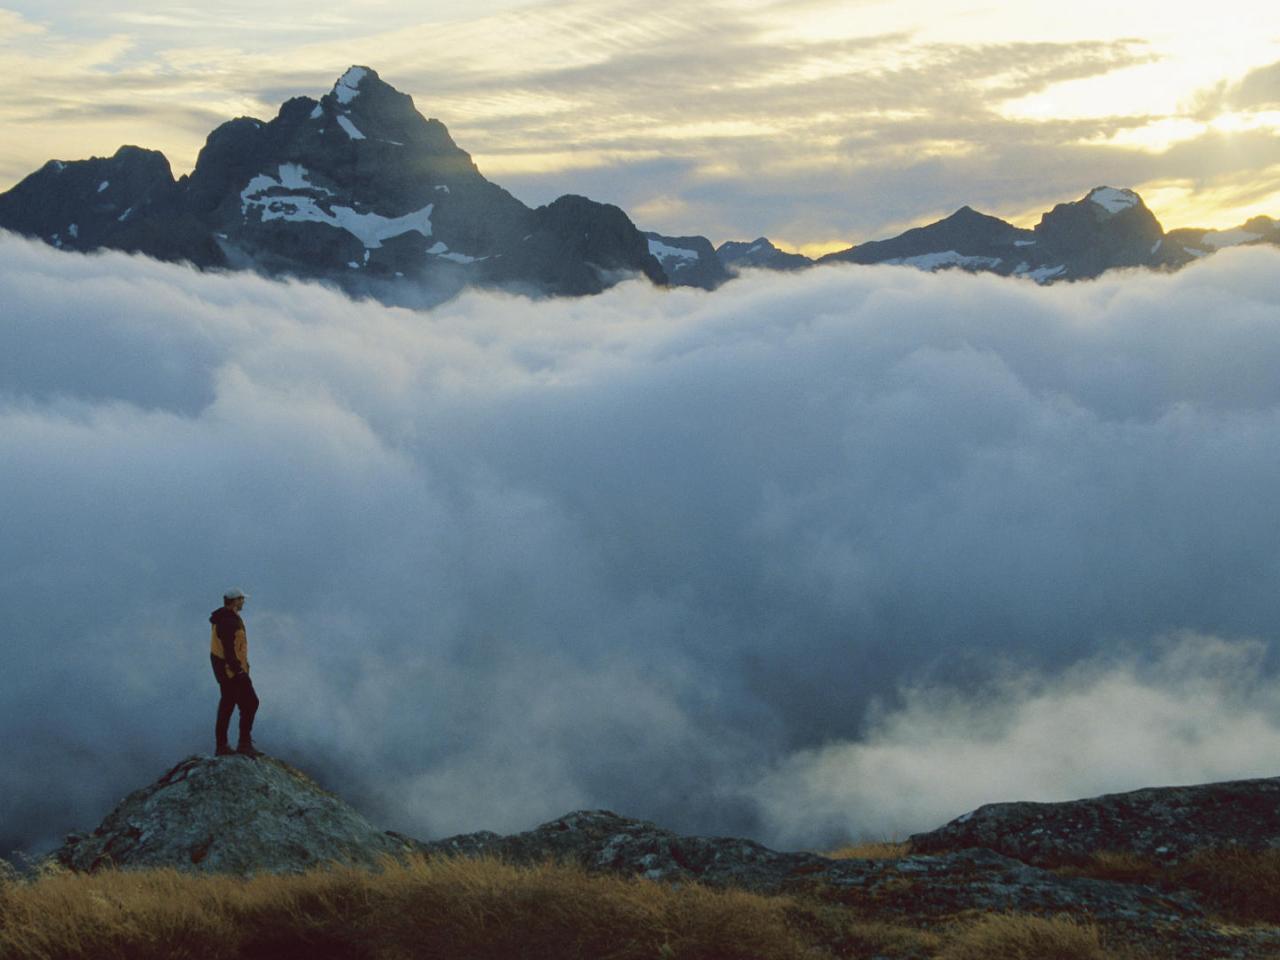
[223,588,249,601]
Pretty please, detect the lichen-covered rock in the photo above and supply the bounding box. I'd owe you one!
[421,809,827,887]
[908,775,1280,866]
[54,754,415,875]
[420,808,1280,958]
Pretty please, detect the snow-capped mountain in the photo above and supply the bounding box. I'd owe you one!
[642,232,732,290]
[1167,216,1280,260]
[3,73,1275,300]
[819,187,1189,283]
[0,67,664,302]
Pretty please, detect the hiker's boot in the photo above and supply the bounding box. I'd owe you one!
[236,739,263,758]
[215,743,236,757]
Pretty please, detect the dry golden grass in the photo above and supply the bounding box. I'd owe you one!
[823,841,909,861]
[937,913,1113,960]
[0,854,942,960]
[1057,846,1280,926]
[13,851,1257,959]
[1168,847,1280,926]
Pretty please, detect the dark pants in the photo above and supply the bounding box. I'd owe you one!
[215,673,260,746]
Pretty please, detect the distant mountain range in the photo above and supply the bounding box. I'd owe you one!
[2,66,1276,303]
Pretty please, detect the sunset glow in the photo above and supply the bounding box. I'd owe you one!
[2,0,1279,244]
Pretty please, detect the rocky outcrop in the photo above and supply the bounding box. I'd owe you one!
[1168,215,1280,259]
[421,808,1197,913]
[817,187,1194,283]
[54,754,415,875]
[0,146,222,266]
[421,808,1280,958]
[820,204,1034,272]
[642,232,732,289]
[1030,186,1186,279]
[716,237,813,272]
[909,774,1280,867]
[484,196,666,296]
[44,759,1280,957]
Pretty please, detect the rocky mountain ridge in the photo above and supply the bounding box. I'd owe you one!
[42,754,1280,957]
[2,66,1277,300]
[0,67,664,304]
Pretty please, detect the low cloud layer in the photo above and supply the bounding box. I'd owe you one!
[755,633,1280,846]
[5,234,1280,856]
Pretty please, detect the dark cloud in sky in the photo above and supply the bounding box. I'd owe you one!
[6,234,1280,860]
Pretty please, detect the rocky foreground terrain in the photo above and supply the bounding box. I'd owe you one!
[43,754,1280,958]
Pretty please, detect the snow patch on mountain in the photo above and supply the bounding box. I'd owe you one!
[1013,262,1068,283]
[1201,228,1263,249]
[277,164,326,192]
[309,104,323,120]
[334,67,368,105]
[648,239,700,262]
[426,241,480,264]
[1088,187,1140,216]
[240,169,433,249]
[97,181,109,193]
[336,115,366,141]
[883,251,1001,271]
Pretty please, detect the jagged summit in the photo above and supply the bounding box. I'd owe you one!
[332,65,375,103]
[0,66,664,303]
[1086,185,1142,216]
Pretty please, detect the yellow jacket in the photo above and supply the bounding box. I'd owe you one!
[209,607,249,681]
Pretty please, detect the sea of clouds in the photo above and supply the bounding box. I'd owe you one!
[5,230,1280,856]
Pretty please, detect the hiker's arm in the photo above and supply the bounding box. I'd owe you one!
[218,619,244,675]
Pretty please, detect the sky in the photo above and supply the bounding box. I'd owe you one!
[2,0,1280,254]
[7,233,1280,857]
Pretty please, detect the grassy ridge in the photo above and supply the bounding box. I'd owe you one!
[0,854,1155,960]
[1056,847,1280,925]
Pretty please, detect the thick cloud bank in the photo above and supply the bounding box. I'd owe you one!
[5,233,1280,855]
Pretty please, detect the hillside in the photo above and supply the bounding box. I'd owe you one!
[6,753,1280,958]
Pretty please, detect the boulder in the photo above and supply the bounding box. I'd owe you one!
[54,754,415,875]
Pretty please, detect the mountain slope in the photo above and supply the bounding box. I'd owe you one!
[0,67,665,302]
[819,187,1193,283]
[643,231,733,289]
[39,755,1280,957]
[716,237,813,272]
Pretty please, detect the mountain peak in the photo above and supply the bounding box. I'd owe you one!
[1086,186,1142,216]
[54,754,416,875]
[332,65,379,105]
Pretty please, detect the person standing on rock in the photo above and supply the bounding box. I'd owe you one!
[210,588,262,758]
